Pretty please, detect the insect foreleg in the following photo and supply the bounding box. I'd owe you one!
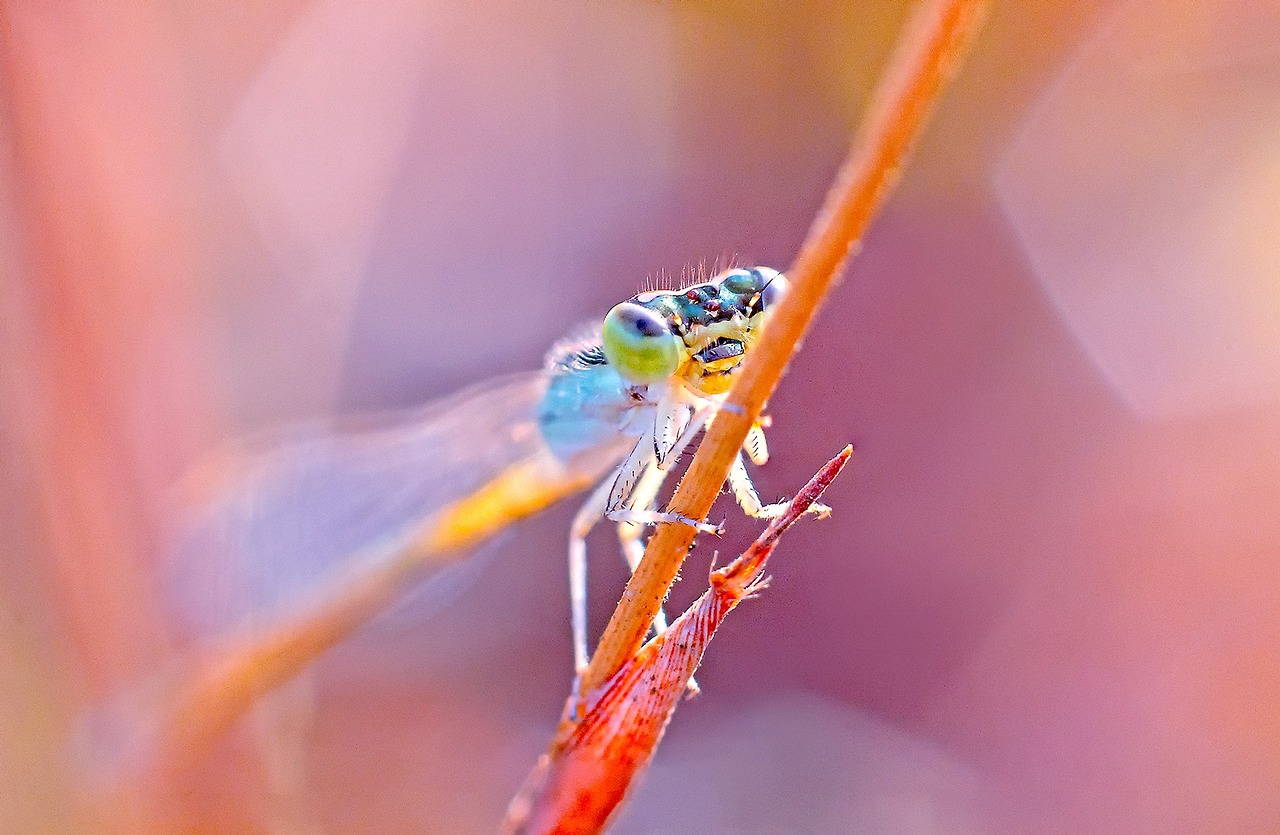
[607,428,654,514]
[614,461,671,635]
[728,452,832,520]
[606,409,720,533]
[614,452,701,696]
[652,386,695,470]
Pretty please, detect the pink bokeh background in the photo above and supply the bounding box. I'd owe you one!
[2,1,1278,831]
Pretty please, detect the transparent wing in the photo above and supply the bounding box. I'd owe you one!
[166,371,621,640]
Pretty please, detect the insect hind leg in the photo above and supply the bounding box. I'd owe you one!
[568,473,615,675]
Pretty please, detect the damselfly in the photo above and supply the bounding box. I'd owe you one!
[167,265,824,717]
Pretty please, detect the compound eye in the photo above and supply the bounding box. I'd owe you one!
[755,267,788,312]
[601,302,681,384]
[720,268,760,295]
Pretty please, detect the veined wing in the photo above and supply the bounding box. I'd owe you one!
[127,356,643,769]
[168,369,630,642]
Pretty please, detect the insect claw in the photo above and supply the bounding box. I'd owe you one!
[682,514,721,536]
[566,674,587,721]
[695,516,723,536]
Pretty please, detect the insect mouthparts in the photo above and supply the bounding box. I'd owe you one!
[693,338,745,365]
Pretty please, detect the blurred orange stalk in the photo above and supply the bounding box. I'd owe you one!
[502,447,852,834]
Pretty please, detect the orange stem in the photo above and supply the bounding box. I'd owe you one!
[581,0,990,695]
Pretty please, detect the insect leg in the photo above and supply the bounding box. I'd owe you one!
[615,453,701,696]
[652,387,694,470]
[729,451,832,520]
[743,417,771,466]
[569,473,617,674]
[569,419,707,678]
[607,429,655,515]
[614,460,672,637]
[607,407,719,531]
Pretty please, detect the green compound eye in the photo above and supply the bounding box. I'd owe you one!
[720,269,761,295]
[601,301,682,385]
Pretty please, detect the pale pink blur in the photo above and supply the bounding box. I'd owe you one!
[2,2,1278,832]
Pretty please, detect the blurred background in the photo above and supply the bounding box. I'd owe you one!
[3,1,1279,831]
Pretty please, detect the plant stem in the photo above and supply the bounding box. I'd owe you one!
[580,0,990,696]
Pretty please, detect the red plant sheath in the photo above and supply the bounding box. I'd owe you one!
[502,448,852,834]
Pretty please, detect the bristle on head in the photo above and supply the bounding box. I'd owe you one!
[640,267,676,294]
[638,257,753,295]
[667,256,744,292]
